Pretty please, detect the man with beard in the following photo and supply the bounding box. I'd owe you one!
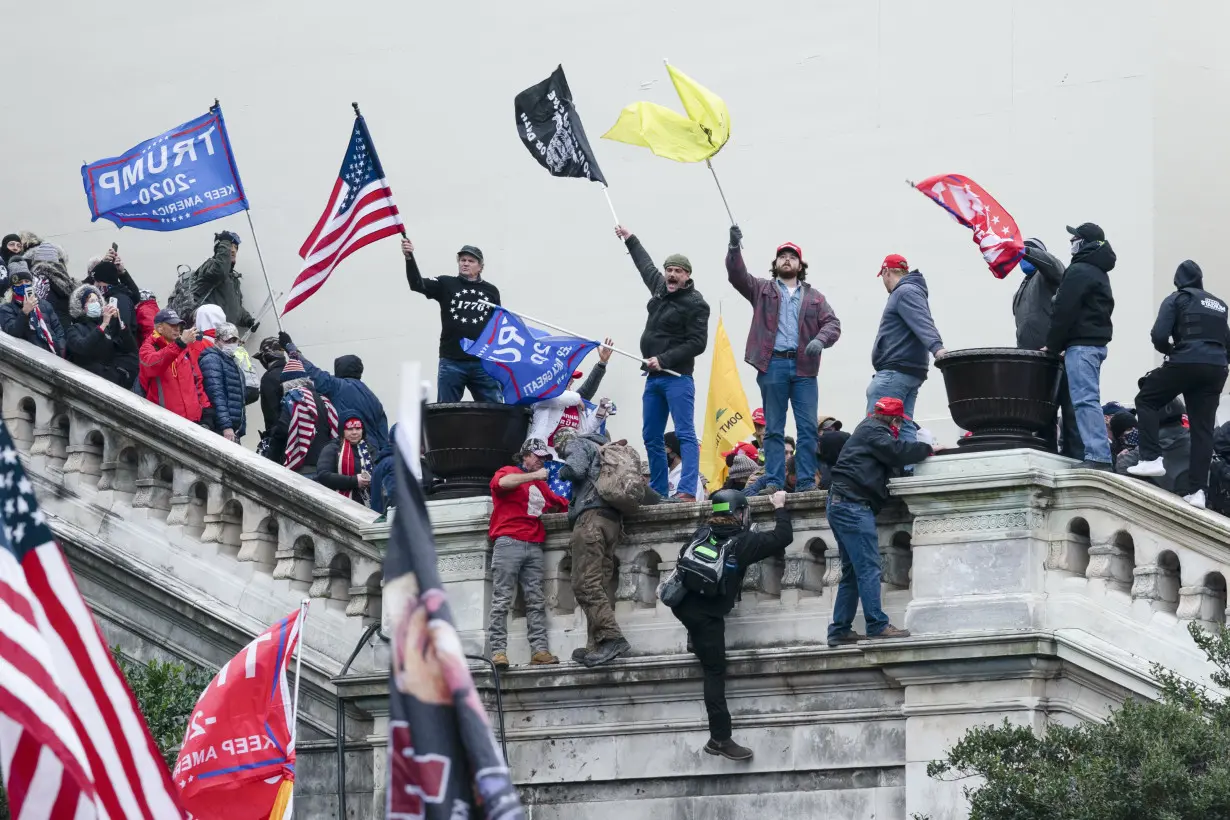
[614,225,710,502]
[867,255,947,445]
[1044,223,1116,470]
[402,236,503,402]
[726,226,841,494]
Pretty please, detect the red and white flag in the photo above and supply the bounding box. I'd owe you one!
[913,173,1024,279]
[174,605,306,820]
[283,113,403,314]
[0,421,184,818]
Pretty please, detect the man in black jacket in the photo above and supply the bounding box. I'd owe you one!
[614,225,710,501]
[670,488,792,761]
[401,237,502,403]
[256,336,288,448]
[827,397,931,646]
[1044,223,1116,469]
[1127,260,1230,508]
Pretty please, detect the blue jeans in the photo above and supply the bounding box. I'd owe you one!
[437,358,503,403]
[1065,345,1111,463]
[865,370,923,444]
[826,498,889,640]
[643,373,698,497]
[756,357,819,490]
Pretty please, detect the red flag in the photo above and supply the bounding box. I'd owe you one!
[174,606,306,820]
[913,173,1024,279]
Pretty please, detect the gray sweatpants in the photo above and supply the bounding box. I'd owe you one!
[487,536,550,654]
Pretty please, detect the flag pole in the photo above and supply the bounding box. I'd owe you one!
[600,185,620,226]
[706,159,736,226]
[477,299,681,376]
[244,210,284,333]
[290,598,309,746]
[354,101,406,239]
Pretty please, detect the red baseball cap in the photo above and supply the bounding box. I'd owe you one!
[722,442,759,460]
[878,254,909,276]
[873,397,911,420]
[776,242,804,262]
[752,407,765,425]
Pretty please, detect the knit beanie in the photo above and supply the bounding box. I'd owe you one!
[663,254,692,274]
[727,452,757,482]
[7,260,31,281]
[280,358,307,382]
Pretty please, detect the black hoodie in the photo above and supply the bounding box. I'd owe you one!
[1045,240,1116,351]
[1150,260,1230,366]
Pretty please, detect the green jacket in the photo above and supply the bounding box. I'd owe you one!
[197,238,255,330]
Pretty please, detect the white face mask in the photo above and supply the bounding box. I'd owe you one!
[1070,237,1083,255]
[85,301,102,319]
[219,341,239,354]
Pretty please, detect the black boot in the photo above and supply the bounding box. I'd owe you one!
[704,737,753,761]
[580,637,631,667]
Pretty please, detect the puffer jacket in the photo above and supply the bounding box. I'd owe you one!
[198,345,248,437]
[65,284,137,387]
[725,249,842,376]
[296,352,389,451]
[139,333,204,423]
[196,237,255,330]
[624,236,710,375]
[0,293,65,357]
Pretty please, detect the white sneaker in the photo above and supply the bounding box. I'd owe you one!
[1184,490,1206,509]
[1126,457,1166,478]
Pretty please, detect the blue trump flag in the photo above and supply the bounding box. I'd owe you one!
[80,104,248,231]
[461,308,597,405]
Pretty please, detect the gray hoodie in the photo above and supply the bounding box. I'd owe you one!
[871,271,944,380]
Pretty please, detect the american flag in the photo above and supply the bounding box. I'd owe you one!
[0,421,183,818]
[283,113,403,314]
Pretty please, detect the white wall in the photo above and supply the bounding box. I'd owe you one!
[0,0,1174,457]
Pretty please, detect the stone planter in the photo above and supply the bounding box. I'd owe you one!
[935,348,1062,452]
[423,402,529,498]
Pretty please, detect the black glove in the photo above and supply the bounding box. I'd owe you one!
[247,320,260,335]
[729,224,743,249]
[278,331,293,349]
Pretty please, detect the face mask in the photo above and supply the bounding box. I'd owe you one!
[219,342,239,354]
[86,302,102,319]
[1019,258,1036,276]
[1070,237,1083,255]
[12,283,28,299]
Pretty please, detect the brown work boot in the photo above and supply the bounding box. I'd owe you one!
[491,652,509,669]
[868,624,911,640]
[530,650,559,665]
[827,630,866,647]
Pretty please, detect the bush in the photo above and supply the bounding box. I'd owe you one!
[914,623,1230,820]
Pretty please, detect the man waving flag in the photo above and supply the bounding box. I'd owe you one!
[284,106,403,314]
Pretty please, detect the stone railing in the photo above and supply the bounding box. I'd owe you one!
[0,332,384,663]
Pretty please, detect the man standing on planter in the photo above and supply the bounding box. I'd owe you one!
[827,397,932,645]
[725,226,841,494]
[614,225,710,502]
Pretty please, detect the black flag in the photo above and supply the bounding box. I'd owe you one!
[514,65,607,185]
[385,408,525,818]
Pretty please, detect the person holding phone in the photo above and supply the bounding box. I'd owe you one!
[0,259,65,357]
[138,308,206,424]
[86,243,142,331]
[65,283,137,387]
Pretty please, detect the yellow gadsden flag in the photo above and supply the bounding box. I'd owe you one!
[701,318,756,487]
[602,64,731,163]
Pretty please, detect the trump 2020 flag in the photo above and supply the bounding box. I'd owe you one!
[461,308,598,405]
[913,173,1024,279]
[386,367,524,819]
[515,65,607,185]
[81,103,248,231]
[174,604,306,820]
[284,110,403,314]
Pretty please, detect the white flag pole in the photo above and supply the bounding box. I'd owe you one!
[476,300,681,377]
[290,598,310,745]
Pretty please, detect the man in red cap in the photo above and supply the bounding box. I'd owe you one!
[726,226,841,495]
[867,254,947,445]
[826,397,932,645]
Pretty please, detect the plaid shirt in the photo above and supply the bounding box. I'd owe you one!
[726,249,842,376]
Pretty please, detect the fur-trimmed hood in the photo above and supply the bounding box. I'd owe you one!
[68,284,102,320]
[23,241,77,298]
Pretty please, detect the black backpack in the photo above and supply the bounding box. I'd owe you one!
[166,263,218,322]
[676,527,739,598]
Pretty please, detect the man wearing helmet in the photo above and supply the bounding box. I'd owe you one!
[668,488,792,761]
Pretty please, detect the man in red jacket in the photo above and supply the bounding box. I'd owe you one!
[139,308,206,424]
[726,226,842,495]
[487,438,569,669]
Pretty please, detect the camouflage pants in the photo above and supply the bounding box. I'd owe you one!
[487,536,549,654]
[570,510,623,647]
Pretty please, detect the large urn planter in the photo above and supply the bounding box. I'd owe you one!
[423,402,530,498]
[934,348,1063,453]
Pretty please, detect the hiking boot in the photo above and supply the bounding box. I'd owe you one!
[868,624,911,640]
[580,637,631,667]
[704,737,753,761]
[1184,489,1207,509]
[1076,460,1113,472]
[1127,457,1165,478]
[826,630,866,647]
[757,484,783,496]
[491,652,509,669]
[530,650,559,665]
[571,647,590,663]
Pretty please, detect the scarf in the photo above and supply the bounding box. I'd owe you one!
[284,387,338,471]
[337,437,373,504]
